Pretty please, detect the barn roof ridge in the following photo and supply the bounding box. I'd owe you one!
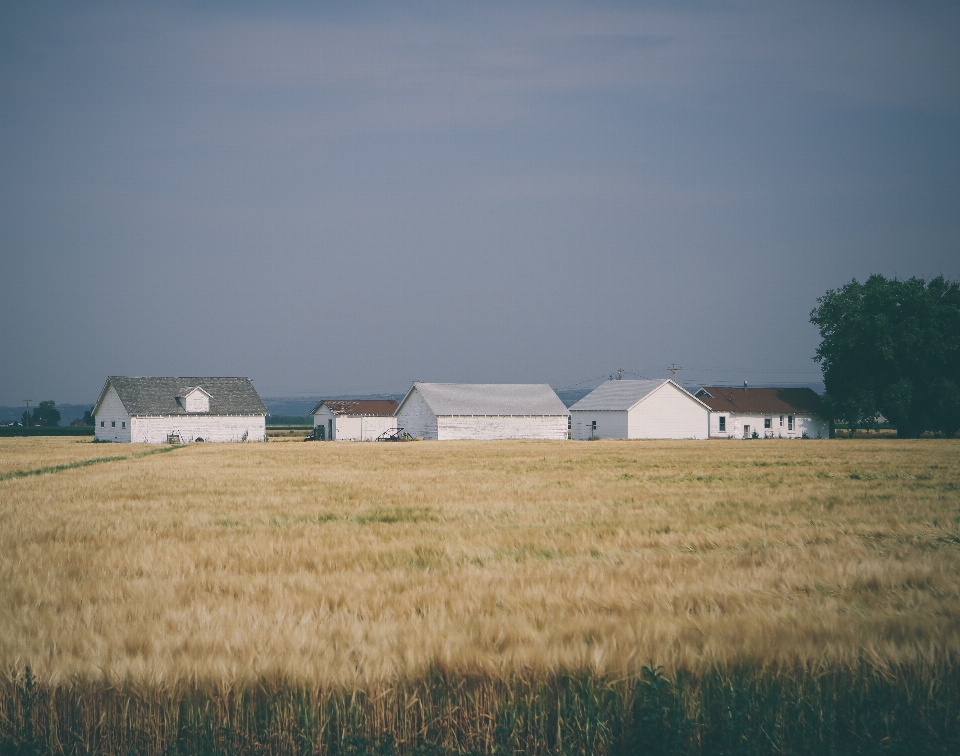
[398,382,568,417]
[568,379,709,412]
[95,376,267,417]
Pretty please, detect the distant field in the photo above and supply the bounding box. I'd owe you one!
[1,437,958,754]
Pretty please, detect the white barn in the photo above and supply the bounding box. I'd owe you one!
[310,399,399,441]
[569,379,709,440]
[395,382,568,440]
[695,386,828,439]
[93,376,267,443]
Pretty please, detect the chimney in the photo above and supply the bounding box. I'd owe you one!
[743,381,748,392]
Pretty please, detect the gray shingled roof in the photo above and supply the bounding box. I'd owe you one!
[97,377,267,417]
[404,383,568,416]
[569,379,706,412]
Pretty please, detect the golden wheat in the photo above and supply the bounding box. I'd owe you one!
[1,437,958,688]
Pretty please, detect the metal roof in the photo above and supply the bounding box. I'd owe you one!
[310,399,399,416]
[568,379,707,412]
[401,382,568,416]
[95,377,267,417]
[696,386,822,415]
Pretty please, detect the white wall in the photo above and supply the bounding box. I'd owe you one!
[570,411,628,440]
[130,415,266,443]
[183,390,209,413]
[437,415,568,440]
[329,415,397,441]
[396,389,439,439]
[313,407,335,441]
[709,412,829,439]
[94,386,132,442]
[629,384,709,439]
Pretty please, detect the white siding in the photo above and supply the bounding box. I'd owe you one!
[312,407,335,441]
[437,415,567,440]
[183,390,210,413]
[94,386,132,443]
[569,411,628,440]
[396,388,439,440]
[709,412,829,439]
[130,415,266,444]
[628,383,709,439]
[329,415,397,441]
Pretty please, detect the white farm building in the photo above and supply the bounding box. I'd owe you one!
[568,379,710,440]
[93,376,267,443]
[310,399,399,441]
[695,386,828,439]
[395,382,568,440]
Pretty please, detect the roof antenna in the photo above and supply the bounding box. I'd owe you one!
[668,364,681,382]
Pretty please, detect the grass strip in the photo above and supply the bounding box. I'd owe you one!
[0,444,183,482]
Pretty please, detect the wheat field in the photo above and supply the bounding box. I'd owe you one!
[2,436,958,688]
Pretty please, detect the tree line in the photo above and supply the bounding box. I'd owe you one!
[811,274,960,438]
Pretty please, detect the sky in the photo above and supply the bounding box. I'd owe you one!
[1,0,958,405]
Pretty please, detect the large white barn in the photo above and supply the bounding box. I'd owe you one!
[695,386,828,439]
[310,399,399,441]
[568,379,710,440]
[395,382,568,440]
[93,376,267,443]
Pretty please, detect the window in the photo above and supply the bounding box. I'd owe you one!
[764,418,772,429]
[719,416,726,432]
[121,421,125,428]
[111,421,115,428]
[788,415,794,431]
[100,421,104,428]
[779,415,783,426]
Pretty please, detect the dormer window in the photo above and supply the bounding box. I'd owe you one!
[178,387,211,413]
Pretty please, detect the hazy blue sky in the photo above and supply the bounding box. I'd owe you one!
[2,1,958,405]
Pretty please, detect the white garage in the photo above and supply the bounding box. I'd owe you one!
[568,379,709,440]
[395,382,569,440]
[310,399,399,441]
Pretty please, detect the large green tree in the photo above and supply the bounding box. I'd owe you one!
[810,275,960,438]
[30,400,61,427]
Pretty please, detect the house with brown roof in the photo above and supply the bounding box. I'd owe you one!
[310,399,399,441]
[695,385,828,439]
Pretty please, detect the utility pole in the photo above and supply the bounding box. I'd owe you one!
[23,399,31,427]
[668,364,682,382]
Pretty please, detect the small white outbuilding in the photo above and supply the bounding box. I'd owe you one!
[395,382,569,440]
[568,379,709,440]
[310,400,399,441]
[93,376,267,443]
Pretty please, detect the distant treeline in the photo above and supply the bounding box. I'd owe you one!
[0,426,94,437]
[266,415,313,426]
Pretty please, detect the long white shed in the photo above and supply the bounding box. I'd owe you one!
[93,376,267,443]
[395,382,568,440]
[568,379,709,440]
